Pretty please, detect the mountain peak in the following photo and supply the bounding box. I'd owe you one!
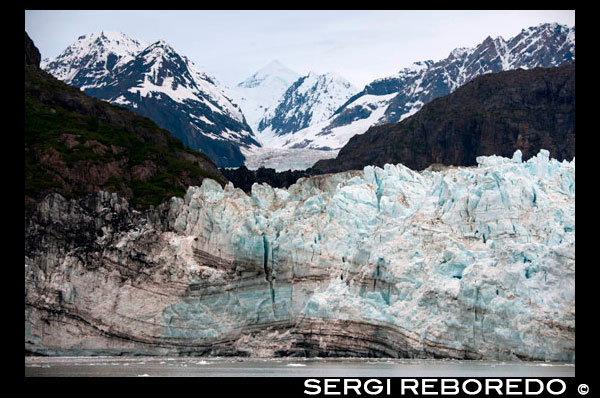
[257,68,357,138]
[143,39,177,55]
[237,60,298,89]
[265,59,284,68]
[449,47,470,59]
[323,71,343,79]
[536,21,562,30]
[520,22,573,37]
[42,31,147,86]
[42,31,257,167]
[79,31,144,48]
[255,59,297,77]
[230,61,301,131]
[148,38,170,47]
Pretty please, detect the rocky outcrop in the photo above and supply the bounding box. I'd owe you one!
[312,63,574,174]
[25,31,41,68]
[220,166,311,193]
[26,151,575,361]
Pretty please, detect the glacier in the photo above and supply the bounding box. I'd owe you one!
[25,150,574,361]
[240,146,339,172]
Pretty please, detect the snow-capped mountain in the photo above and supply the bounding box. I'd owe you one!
[274,23,575,154]
[43,33,258,167]
[257,71,357,147]
[41,32,146,91]
[228,60,300,132]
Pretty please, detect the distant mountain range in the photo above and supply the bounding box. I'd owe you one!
[223,62,575,190]
[312,62,575,174]
[273,23,575,155]
[227,63,358,149]
[42,23,575,171]
[43,32,258,167]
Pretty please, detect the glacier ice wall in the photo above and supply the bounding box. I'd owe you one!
[25,150,574,361]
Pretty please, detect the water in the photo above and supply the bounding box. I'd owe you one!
[24,357,575,377]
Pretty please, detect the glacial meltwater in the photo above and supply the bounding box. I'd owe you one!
[25,357,574,377]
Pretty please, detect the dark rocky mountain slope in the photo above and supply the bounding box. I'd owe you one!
[220,166,310,193]
[312,63,575,174]
[25,32,226,212]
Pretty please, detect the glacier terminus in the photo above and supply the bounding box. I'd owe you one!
[25,150,574,361]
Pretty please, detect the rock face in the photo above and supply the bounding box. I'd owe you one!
[25,32,41,68]
[312,63,574,174]
[25,150,575,361]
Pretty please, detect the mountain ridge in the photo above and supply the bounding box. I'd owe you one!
[41,31,146,90]
[43,32,258,167]
[312,62,575,174]
[274,23,575,156]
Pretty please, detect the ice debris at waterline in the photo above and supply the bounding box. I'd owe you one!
[25,150,574,361]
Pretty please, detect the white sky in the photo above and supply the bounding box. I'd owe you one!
[25,10,575,89]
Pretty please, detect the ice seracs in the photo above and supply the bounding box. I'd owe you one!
[172,149,574,360]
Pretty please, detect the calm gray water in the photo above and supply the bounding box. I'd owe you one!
[25,357,575,377]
